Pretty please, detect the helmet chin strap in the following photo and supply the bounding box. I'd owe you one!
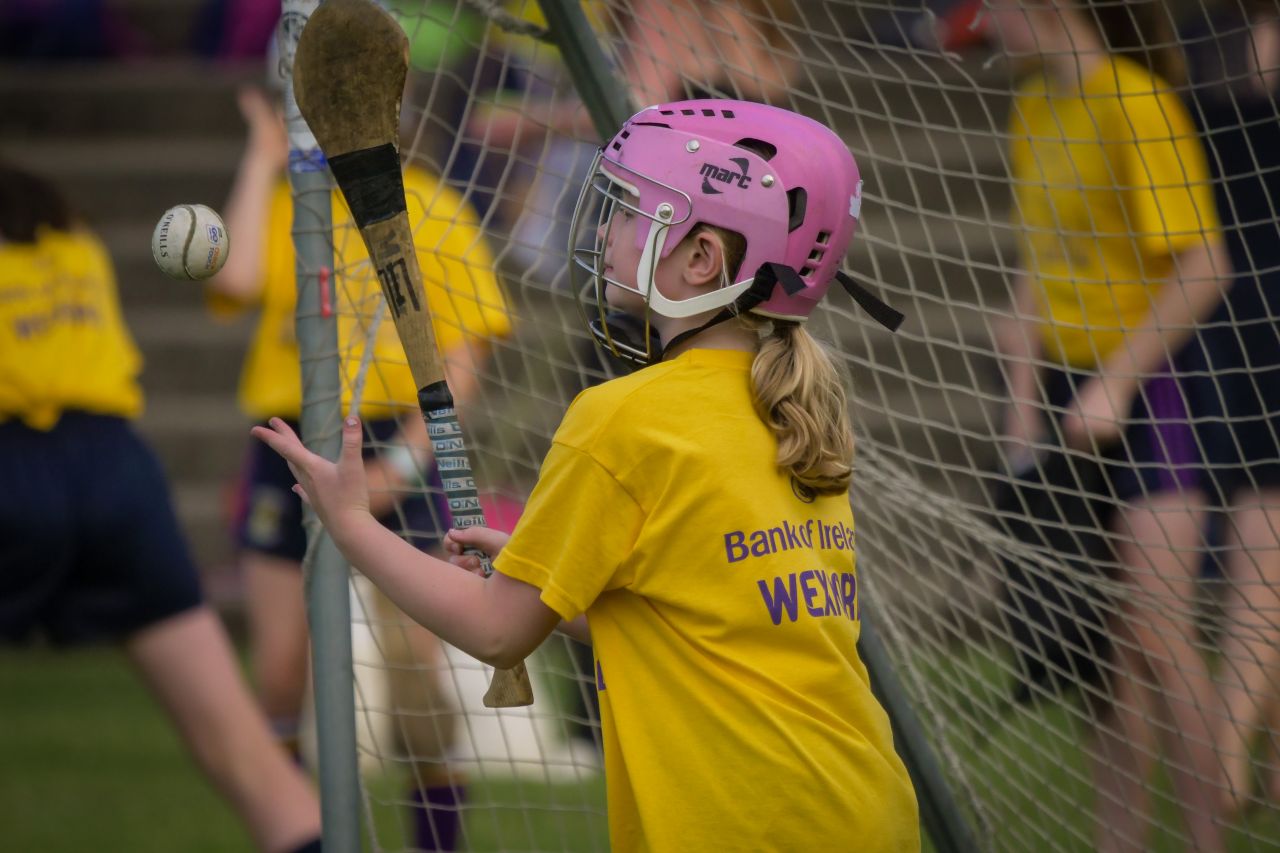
[591,263,905,366]
[656,262,802,359]
[834,271,905,332]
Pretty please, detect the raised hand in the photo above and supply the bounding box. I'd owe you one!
[238,85,288,172]
[251,416,371,536]
[1062,374,1133,452]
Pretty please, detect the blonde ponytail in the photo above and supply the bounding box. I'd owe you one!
[748,320,854,496]
[681,222,854,495]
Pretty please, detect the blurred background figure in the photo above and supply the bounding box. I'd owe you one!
[989,1,1228,849]
[0,0,145,59]
[190,0,278,59]
[468,0,797,284]
[207,80,512,852]
[1183,0,1280,818]
[470,0,796,145]
[0,160,323,853]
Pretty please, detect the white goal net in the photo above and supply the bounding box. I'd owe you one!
[291,0,1280,849]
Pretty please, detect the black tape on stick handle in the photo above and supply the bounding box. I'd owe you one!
[328,144,406,228]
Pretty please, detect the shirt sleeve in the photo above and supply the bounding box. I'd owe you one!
[494,440,644,622]
[1119,88,1221,257]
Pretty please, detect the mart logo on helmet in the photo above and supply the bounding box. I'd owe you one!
[699,157,751,194]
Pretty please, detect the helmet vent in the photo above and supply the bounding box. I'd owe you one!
[786,187,807,232]
[657,108,736,118]
[734,138,777,161]
[815,230,831,245]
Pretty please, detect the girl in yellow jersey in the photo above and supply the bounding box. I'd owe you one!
[989,3,1229,850]
[256,100,921,851]
[208,87,511,851]
[0,162,323,852]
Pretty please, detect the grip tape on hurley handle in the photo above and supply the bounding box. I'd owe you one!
[419,382,534,708]
[420,382,491,571]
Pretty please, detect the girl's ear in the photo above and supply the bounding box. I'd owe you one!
[682,229,726,289]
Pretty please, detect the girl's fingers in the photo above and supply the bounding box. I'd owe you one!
[337,416,365,475]
[267,416,302,441]
[292,484,312,506]
[251,419,309,468]
[1061,415,1083,450]
[448,554,484,574]
[447,525,510,556]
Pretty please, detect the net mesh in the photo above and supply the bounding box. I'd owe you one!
[287,0,1280,849]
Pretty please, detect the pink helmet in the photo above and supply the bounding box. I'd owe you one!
[570,99,899,362]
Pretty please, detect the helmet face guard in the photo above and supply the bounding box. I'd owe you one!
[569,143,778,364]
[568,148,688,364]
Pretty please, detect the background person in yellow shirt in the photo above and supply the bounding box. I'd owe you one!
[208,86,512,852]
[0,161,323,853]
[253,100,921,851]
[990,2,1229,850]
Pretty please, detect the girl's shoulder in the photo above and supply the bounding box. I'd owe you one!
[10,227,111,273]
[1095,56,1183,106]
[555,360,686,451]
[1086,58,1194,138]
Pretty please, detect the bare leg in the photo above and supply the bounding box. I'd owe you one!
[1215,488,1280,814]
[126,606,321,853]
[1101,493,1223,852]
[1090,636,1159,853]
[372,585,465,851]
[244,552,311,753]
[1267,695,1280,803]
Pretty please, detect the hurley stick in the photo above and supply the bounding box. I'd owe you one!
[293,0,533,707]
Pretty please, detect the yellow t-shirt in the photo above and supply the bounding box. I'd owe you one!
[496,348,920,852]
[0,228,143,429]
[218,166,511,420]
[1008,57,1220,368]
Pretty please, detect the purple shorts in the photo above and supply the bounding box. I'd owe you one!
[1043,367,1201,503]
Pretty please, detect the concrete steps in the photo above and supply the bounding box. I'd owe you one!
[0,62,256,135]
[0,137,244,223]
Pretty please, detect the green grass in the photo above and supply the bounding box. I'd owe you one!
[362,773,607,852]
[0,646,608,852]
[914,646,1280,852]
[0,647,252,853]
[3,644,1277,851]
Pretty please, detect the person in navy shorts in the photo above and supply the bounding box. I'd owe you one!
[0,161,322,853]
